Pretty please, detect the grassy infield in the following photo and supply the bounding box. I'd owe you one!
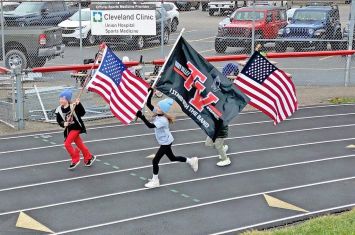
[242,209,355,235]
[242,97,355,235]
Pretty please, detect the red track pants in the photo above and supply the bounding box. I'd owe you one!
[64,130,92,164]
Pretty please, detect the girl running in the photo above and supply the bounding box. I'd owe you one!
[56,89,96,170]
[136,90,198,188]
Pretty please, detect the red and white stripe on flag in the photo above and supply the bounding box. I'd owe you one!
[235,69,298,124]
[86,46,149,124]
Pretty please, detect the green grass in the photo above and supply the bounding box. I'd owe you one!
[329,97,355,104]
[242,209,355,235]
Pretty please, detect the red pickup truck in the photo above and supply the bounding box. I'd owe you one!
[215,6,287,53]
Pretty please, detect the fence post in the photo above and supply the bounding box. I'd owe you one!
[345,0,355,87]
[251,0,256,54]
[1,0,5,67]
[79,0,83,63]
[11,63,24,130]
[160,0,165,58]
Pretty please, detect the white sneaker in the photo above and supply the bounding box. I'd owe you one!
[219,145,229,159]
[217,158,231,167]
[346,144,355,149]
[145,178,160,188]
[224,145,229,153]
[189,157,199,172]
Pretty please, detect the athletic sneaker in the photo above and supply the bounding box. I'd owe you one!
[217,158,231,167]
[68,161,80,170]
[219,145,229,159]
[145,178,160,188]
[85,155,96,167]
[189,157,199,172]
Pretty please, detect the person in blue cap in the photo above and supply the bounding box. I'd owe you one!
[55,89,96,170]
[136,89,198,188]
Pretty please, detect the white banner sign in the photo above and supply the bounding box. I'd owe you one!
[91,4,156,36]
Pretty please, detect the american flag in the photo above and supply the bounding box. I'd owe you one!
[234,52,298,124]
[87,45,149,124]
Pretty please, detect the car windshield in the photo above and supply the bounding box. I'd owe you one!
[234,11,265,21]
[12,2,43,14]
[293,10,327,21]
[70,10,91,21]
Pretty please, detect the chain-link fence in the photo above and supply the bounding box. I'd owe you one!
[0,0,354,126]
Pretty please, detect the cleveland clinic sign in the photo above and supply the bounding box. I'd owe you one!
[91,3,156,36]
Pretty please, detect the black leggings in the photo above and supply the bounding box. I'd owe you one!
[153,144,187,175]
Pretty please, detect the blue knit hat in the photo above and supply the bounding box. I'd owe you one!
[59,89,72,101]
[158,98,174,113]
[222,63,239,77]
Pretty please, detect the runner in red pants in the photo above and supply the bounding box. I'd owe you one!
[55,89,96,170]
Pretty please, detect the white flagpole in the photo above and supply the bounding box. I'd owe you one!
[142,27,185,106]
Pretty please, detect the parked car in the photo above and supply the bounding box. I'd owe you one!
[0,2,20,12]
[208,1,236,16]
[218,10,237,31]
[286,7,298,23]
[58,8,98,46]
[254,1,290,9]
[0,24,65,69]
[276,5,343,52]
[215,6,287,53]
[175,1,200,11]
[101,8,171,50]
[149,2,180,32]
[4,1,76,27]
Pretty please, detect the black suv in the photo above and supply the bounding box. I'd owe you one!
[102,8,171,50]
[276,5,343,52]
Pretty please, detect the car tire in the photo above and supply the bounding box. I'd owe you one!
[5,49,28,70]
[171,18,178,32]
[31,57,47,68]
[209,10,215,16]
[84,31,97,46]
[135,36,145,50]
[315,38,327,51]
[185,3,191,11]
[215,40,227,53]
[195,2,200,10]
[163,29,170,45]
[330,31,343,50]
[275,42,287,52]
[202,3,208,11]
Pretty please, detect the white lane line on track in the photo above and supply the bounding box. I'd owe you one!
[0,138,354,204]
[52,175,355,234]
[1,121,355,173]
[1,112,355,156]
[0,103,353,141]
[1,152,355,217]
[211,203,355,235]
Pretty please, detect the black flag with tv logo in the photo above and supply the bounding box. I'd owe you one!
[156,37,249,140]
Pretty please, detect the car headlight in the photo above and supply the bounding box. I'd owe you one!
[285,28,291,34]
[76,25,88,30]
[278,28,284,35]
[314,29,326,36]
[308,28,314,35]
[344,24,350,33]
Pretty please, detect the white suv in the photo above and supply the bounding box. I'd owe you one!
[148,2,180,32]
[208,1,236,16]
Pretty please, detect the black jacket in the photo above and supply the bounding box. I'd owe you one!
[56,103,86,138]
